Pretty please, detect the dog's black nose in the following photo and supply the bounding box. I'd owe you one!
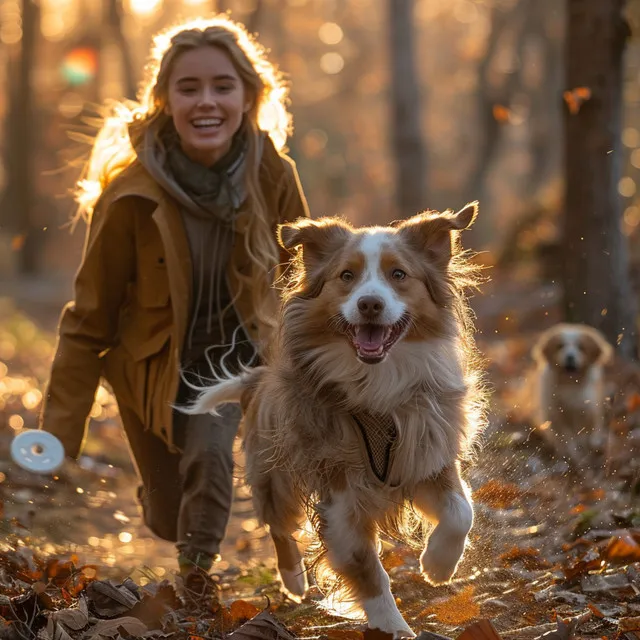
[357,295,384,318]
[564,354,578,371]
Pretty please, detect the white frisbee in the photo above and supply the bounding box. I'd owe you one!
[10,430,65,474]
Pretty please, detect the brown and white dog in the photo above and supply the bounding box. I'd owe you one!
[531,323,613,465]
[187,204,487,637]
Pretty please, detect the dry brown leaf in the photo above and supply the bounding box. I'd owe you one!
[363,630,393,640]
[455,619,502,640]
[492,105,510,123]
[563,546,601,580]
[563,87,592,115]
[230,600,260,624]
[50,606,89,632]
[326,630,365,640]
[81,616,148,640]
[604,532,640,564]
[11,235,26,251]
[535,611,591,640]
[227,608,297,640]
[420,586,480,626]
[499,547,552,570]
[473,480,522,509]
[40,617,74,640]
[86,578,140,617]
[620,617,640,632]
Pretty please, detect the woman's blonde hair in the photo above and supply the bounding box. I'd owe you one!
[76,13,292,331]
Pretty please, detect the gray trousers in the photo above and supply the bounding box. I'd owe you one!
[121,389,241,560]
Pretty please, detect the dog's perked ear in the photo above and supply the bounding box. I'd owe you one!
[397,202,478,267]
[580,327,614,366]
[532,329,561,365]
[277,217,352,264]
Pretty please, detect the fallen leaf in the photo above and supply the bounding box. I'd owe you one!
[534,611,591,640]
[326,630,365,640]
[86,579,140,617]
[474,480,523,509]
[415,632,452,640]
[41,617,74,640]
[563,547,601,580]
[227,608,297,640]
[420,586,480,626]
[363,630,394,640]
[230,600,260,624]
[499,547,551,570]
[456,619,502,639]
[81,616,148,640]
[604,532,640,564]
[581,573,630,593]
[620,617,640,632]
[50,606,89,632]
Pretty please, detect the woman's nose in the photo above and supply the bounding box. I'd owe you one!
[198,88,217,108]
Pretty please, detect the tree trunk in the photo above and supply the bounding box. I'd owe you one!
[388,0,427,218]
[0,0,39,274]
[106,0,137,100]
[562,0,637,358]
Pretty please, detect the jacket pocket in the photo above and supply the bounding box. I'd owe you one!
[119,308,172,362]
[136,235,170,308]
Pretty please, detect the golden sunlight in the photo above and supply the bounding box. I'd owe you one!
[126,0,163,17]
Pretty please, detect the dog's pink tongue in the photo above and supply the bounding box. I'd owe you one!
[355,324,385,351]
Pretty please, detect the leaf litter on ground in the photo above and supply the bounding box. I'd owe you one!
[2,294,640,639]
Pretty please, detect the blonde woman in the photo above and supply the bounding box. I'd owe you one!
[40,15,309,606]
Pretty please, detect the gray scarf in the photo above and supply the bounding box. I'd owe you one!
[138,124,249,224]
[134,122,259,359]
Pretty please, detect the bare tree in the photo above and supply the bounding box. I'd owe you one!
[388,0,427,218]
[562,0,637,358]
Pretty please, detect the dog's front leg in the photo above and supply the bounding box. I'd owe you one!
[319,490,415,639]
[413,464,473,585]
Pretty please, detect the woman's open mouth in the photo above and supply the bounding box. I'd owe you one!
[346,316,410,364]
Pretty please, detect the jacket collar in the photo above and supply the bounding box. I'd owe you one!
[108,161,167,205]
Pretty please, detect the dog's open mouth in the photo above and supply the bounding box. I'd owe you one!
[347,317,409,364]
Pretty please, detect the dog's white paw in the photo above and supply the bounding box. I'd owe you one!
[420,532,466,585]
[279,561,308,602]
[364,596,415,638]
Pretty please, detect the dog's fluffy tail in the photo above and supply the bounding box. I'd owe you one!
[182,367,264,416]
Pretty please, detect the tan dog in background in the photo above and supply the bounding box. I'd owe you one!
[531,323,613,465]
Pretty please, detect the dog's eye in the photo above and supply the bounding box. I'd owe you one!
[340,270,354,282]
[391,269,406,281]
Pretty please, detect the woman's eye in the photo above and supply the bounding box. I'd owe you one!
[340,270,354,282]
[216,85,234,93]
[391,269,406,281]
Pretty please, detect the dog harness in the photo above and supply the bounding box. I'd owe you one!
[351,410,399,485]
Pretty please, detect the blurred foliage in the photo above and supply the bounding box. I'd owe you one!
[0,0,637,278]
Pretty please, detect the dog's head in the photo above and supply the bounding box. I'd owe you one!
[532,323,613,374]
[277,202,480,365]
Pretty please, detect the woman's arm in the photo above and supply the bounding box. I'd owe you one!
[39,197,136,458]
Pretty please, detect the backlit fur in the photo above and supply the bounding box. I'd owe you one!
[531,323,613,465]
[187,203,488,638]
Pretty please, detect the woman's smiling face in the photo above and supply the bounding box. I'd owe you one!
[166,45,250,166]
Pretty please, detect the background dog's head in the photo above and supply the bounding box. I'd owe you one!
[276,203,481,365]
[532,323,613,374]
